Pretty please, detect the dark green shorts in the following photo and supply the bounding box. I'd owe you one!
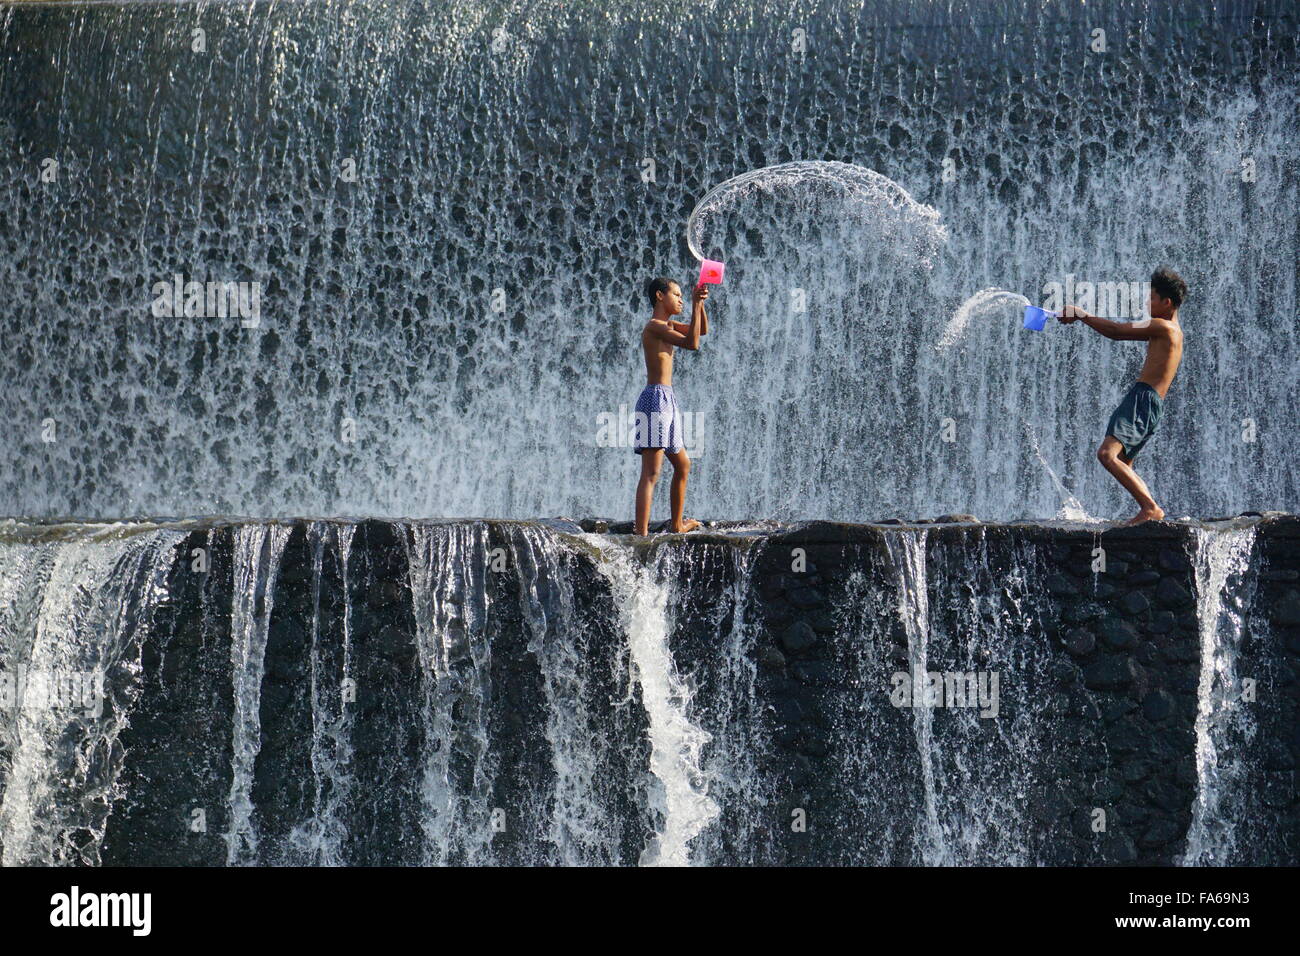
[1106,382,1164,461]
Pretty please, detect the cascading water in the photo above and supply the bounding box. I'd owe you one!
[508,524,645,864]
[0,524,185,865]
[225,523,293,865]
[1183,525,1259,866]
[399,521,652,865]
[1,0,1294,522]
[829,526,1109,865]
[583,536,721,866]
[0,517,1292,866]
[287,521,357,865]
[884,529,951,865]
[403,523,498,864]
[675,540,773,866]
[921,529,1099,864]
[821,560,925,863]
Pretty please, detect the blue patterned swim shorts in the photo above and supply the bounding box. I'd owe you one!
[633,384,684,454]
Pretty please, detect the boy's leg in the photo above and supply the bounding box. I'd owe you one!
[1097,436,1164,524]
[664,449,699,533]
[634,449,663,535]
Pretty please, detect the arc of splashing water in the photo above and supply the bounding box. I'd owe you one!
[936,288,1030,351]
[685,160,947,263]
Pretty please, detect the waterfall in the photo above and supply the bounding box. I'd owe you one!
[0,525,184,865]
[401,521,649,864]
[224,523,293,866]
[286,521,357,865]
[1,0,1294,522]
[874,527,1100,864]
[509,524,642,865]
[685,540,770,866]
[0,516,1292,865]
[884,529,951,865]
[1183,525,1259,866]
[583,535,721,866]
[825,562,920,863]
[926,530,1088,864]
[404,523,498,865]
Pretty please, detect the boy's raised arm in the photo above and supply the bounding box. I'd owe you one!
[664,284,709,349]
[649,321,699,350]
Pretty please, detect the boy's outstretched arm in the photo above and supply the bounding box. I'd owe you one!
[1058,305,1158,340]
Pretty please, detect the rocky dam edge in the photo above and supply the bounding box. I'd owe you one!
[0,514,1295,865]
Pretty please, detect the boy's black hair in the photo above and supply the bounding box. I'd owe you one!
[645,276,677,308]
[1151,266,1187,309]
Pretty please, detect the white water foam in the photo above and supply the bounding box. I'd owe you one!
[1182,525,1258,866]
[582,534,719,866]
[0,526,184,865]
[883,529,953,866]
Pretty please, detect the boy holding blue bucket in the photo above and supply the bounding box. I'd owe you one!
[1058,267,1187,525]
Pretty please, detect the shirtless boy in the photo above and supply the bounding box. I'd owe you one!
[633,277,709,535]
[1058,266,1187,525]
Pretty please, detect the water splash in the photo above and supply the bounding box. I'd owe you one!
[1022,420,1099,523]
[937,288,1030,351]
[686,160,947,267]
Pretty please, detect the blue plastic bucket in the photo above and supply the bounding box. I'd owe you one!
[1023,305,1054,331]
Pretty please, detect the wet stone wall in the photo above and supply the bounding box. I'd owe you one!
[1,515,1295,865]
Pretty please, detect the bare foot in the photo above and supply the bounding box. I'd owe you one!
[668,518,701,534]
[1124,505,1165,526]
